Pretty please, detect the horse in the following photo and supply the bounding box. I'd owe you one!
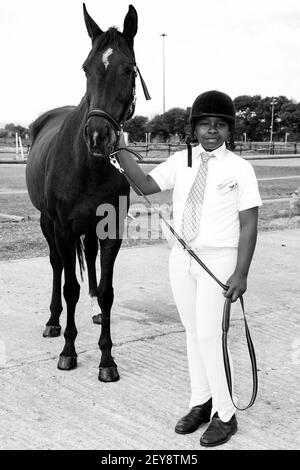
[26,4,149,382]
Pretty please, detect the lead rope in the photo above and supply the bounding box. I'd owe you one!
[109,149,258,410]
[222,297,258,410]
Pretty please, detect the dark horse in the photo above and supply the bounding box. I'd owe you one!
[26,4,146,382]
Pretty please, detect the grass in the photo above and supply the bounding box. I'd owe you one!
[0,163,300,261]
[253,165,300,178]
[0,220,48,260]
[0,164,26,190]
[1,163,299,215]
[0,193,39,218]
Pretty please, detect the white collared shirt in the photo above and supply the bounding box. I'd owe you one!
[149,143,262,248]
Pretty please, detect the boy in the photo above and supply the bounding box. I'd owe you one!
[117,90,262,447]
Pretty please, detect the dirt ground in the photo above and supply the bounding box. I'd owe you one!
[0,228,300,450]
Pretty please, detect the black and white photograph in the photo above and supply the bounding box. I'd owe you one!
[0,0,299,453]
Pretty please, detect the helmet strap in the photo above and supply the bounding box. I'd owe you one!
[226,132,235,151]
[185,136,192,167]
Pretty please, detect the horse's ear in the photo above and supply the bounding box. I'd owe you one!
[122,5,138,42]
[83,3,103,42]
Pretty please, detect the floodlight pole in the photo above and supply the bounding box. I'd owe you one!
[160,33,167,114]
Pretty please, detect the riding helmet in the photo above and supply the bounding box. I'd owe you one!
[190,90,236,128]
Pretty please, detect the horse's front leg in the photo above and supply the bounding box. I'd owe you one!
[97,237,122,382]
[84,233,102,324]
[54,223,80,371]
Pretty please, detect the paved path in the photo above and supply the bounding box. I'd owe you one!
[0,229,300,450]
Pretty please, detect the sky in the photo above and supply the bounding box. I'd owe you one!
[0,0,300,126]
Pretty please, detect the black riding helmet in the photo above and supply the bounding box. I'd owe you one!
[188,90,236,155]
[190,90,236,129]
[186,91,236,166]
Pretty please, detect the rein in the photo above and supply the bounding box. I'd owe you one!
[109,147,258,411]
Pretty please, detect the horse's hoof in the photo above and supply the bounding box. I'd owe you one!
[57,355,77,371]
[43,325,61,337]
[92,313,102,325]
[98,366,120,382]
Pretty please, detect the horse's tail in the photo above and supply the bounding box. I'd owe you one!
[76,236,85,282]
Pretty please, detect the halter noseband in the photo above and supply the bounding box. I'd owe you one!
[87,109,122,133]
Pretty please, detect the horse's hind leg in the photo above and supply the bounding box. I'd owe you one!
[84,234,102,325]
[97,238,122,382]
[40,214,63,337]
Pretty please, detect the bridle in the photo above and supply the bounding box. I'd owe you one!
[84,63,151,156]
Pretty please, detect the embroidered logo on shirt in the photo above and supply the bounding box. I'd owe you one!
[217,178,238,195]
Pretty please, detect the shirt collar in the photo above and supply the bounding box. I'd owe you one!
[193,142,227,161]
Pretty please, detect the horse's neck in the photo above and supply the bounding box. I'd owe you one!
[65,96,88,144]
[61,97,88,161]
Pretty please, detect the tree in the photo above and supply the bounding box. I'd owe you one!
[162,108,188,138]
[233,95,300,141]
[280,100,300,138]
[4,123,29,138]
[147,114,170,140]
[234,95,262,141]
[124,115,149,142]
[147,107,190,141]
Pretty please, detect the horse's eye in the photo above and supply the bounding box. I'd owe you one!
[124,67,133,76]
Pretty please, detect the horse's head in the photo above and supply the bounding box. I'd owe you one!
[82,4,138,158]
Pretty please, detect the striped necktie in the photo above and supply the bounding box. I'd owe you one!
[181,151,215,242]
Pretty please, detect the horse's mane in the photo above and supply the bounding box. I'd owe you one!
[30,106,75,143]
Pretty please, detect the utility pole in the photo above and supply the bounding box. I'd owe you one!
[160,33,167,113]
[270,99,277,144]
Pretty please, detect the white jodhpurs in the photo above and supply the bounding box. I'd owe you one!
[169,244,238,422]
